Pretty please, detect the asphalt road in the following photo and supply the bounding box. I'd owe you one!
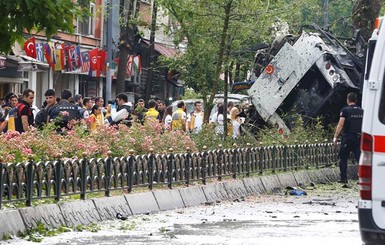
[4,183,361,245]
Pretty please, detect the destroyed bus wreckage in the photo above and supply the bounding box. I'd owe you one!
[243,23,365,134]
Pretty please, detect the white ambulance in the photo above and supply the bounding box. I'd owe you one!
[358,17,385,245]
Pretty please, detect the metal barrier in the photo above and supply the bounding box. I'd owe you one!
[0,143,339,209]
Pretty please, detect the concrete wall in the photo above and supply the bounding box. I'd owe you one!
[0,166,357,239]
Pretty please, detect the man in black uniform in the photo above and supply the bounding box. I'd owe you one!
[49,89,81,132]
[333,92,363,184]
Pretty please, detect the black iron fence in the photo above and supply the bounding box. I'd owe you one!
[0,143,339,209]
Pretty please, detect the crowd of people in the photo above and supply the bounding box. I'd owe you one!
[0,88,248,138]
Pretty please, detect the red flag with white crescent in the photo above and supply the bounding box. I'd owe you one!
[24,37,36,59]
[89,48,99,72]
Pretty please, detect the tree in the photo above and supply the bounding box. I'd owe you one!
[158,0,324,121]
[352,0,381,41]
[145,0,158,102]
[116,0,141,94]
[0,0,89,54]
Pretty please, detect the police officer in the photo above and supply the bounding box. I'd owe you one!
[333,92,363,184]
[49,89,81,132]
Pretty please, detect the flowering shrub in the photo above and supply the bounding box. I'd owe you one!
[0,114,331,164]
[0,120,197,163]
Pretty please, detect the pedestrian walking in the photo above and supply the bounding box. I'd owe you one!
[333,92,363,184]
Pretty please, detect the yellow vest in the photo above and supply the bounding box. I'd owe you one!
[7,116,15,131]
[171,108,185,131]
[189,111,203,131]
[96,113,104,127]
[146,108,159,119]
[89,114,97,131]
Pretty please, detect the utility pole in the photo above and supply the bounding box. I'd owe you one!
[323,0,329,29]
[145,0,158,102]
[106,0,113,102]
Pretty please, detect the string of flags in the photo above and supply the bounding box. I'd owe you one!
[23,37,141,78]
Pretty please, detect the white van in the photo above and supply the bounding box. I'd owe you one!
[358,17,385,245]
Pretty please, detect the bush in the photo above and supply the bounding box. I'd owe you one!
[0,120,197,163]
[254,116,333,145]
[0,115,332,164]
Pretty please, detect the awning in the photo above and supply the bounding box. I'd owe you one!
[17,55,49,72]
[142,39,179,58]
[0,56,22,83]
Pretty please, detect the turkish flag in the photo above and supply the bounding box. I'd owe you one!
[24,37,36,59]
[89,48,99,72]
[98,49,107,76]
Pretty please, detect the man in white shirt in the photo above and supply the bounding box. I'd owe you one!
[108,93,133,127]
[187,101,204,133]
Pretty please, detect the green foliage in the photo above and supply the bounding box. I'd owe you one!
[190,117,330,151]
[118,221,137,231]
[0,120,198,163]
[75,223,100,232]
[18,222,98,242]
[181,87,202,100]
[2,232,12,240]
[190,123,258,150]
[158,0,266,110]
[255,116,332,146]
[20,222,71,242]
[0,0,91,54]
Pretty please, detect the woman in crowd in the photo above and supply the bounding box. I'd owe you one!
[230,106,242,139]
[215,104,224,135]
[89,105,101,131]
[163,106,173,130]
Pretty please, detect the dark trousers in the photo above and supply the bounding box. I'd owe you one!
[339,135,361,181]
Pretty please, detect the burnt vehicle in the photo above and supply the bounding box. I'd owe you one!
[245,23,365,133]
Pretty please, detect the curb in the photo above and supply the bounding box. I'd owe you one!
[0,165,358,239]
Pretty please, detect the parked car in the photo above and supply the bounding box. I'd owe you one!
[209,93,251,121]
[170,99,203,115]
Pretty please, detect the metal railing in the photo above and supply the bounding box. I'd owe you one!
[0,143,339,209]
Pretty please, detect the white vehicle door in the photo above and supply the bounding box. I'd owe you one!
[365,25,385,229]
